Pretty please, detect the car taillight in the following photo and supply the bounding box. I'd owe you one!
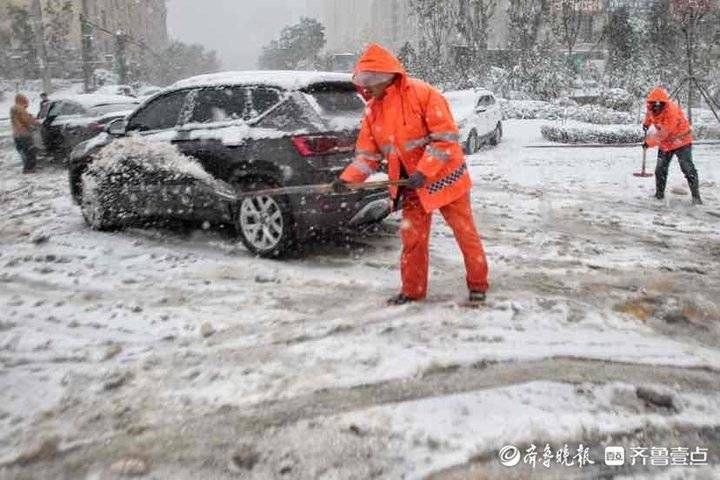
[292,135,355,157]
[89,122,104,133]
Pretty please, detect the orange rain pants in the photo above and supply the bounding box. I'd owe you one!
[400,191,489,299]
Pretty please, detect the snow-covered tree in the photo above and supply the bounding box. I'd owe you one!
[409,0,457,85]
[7,5,39,78]
[671,0,719,121]
[258,17,326,70]
[507,0,548,54]
[455,0,498,55]
[154,41,220,85]
[43,0,76,76]
[603,6,654,100]
[0,22,11,77]
[397,41,419,74]
[550,0,584,59]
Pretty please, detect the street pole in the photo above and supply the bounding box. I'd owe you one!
[31,0,52,93]
[115,31,128,84]
[80,0,93,93]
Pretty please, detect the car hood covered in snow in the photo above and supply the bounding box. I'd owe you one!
[445,89,493,122]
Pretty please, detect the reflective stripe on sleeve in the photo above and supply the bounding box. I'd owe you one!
[404,137,430,150]
[351,160,375,176]
[355,149,382,161]
[427,145,451,162]
[428,132,460,143]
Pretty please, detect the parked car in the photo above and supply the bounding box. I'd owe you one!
[445,89,503,154]
[37,94,140,162]
[68,71,391,257]
[95,84,137,97]
[137,85,163,99]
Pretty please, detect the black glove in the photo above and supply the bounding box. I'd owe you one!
[330,178,350,193]
[642,125,649,133]
[406,171,427,189]
[642,142,649,150]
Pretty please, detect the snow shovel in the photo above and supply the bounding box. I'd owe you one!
[634,134,653,178]
[212,179,410,202]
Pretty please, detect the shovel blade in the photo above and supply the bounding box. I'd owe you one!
[633,172,654,177]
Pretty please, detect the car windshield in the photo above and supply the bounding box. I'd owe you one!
[89,103,139,116]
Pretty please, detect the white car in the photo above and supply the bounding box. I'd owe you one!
[445,89,503,154]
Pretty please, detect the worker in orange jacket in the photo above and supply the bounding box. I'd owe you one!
[643,87,702,205]
[332,44,489,305]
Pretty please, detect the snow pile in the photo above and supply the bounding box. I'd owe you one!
[500,100,635,125]
[81,135,228,226]
[89,134,213,182]
[541,123,644,144]
[693,122,720,140]
[541,120,720,144]
[597,88,635,112]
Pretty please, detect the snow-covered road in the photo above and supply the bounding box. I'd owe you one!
[1,120,719,479]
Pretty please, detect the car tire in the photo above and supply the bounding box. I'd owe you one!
[234,179,295,258]
[80,172,118,231]
[464,129,479,154]
[489,123,502,146]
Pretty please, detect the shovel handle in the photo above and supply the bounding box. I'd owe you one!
[346,179,409,191]
[223,179,410,201]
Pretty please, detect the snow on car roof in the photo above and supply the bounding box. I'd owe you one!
[171,71,353,90]
[444,88,495,100]
[54,94,140,108]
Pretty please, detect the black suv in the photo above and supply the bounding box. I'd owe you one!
[68,71,391,257]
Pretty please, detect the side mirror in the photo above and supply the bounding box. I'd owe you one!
[107,118,127,136]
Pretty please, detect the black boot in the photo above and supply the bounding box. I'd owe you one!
[387,293,417,306]
[653,192,664,200]
[468,291,487,303]
[688,179,702,205]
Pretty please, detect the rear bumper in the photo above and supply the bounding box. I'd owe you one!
[347,198,392,226]
[291,188,391,238]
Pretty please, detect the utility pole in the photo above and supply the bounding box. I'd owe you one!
[31,0,52,93]
[115,31,128,84]
[80,0,93,92]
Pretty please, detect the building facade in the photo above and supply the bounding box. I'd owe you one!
[1,0,168,79]
[304,0,612,61]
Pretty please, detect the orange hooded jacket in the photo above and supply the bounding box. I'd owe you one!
[340,44,471,213]
[643,87,693,152]
[10,94,39,138]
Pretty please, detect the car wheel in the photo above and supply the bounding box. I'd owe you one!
[234,180,295,258]
[464,129,479,154]
[489,123,502,146]
[80,172,118,231]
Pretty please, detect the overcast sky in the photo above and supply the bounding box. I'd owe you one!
[167,0,306,70]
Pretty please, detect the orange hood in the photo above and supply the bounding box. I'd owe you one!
[647,87,670,104]
[354,43,407,77]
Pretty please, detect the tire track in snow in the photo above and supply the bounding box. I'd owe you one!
[15,357,720,477]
